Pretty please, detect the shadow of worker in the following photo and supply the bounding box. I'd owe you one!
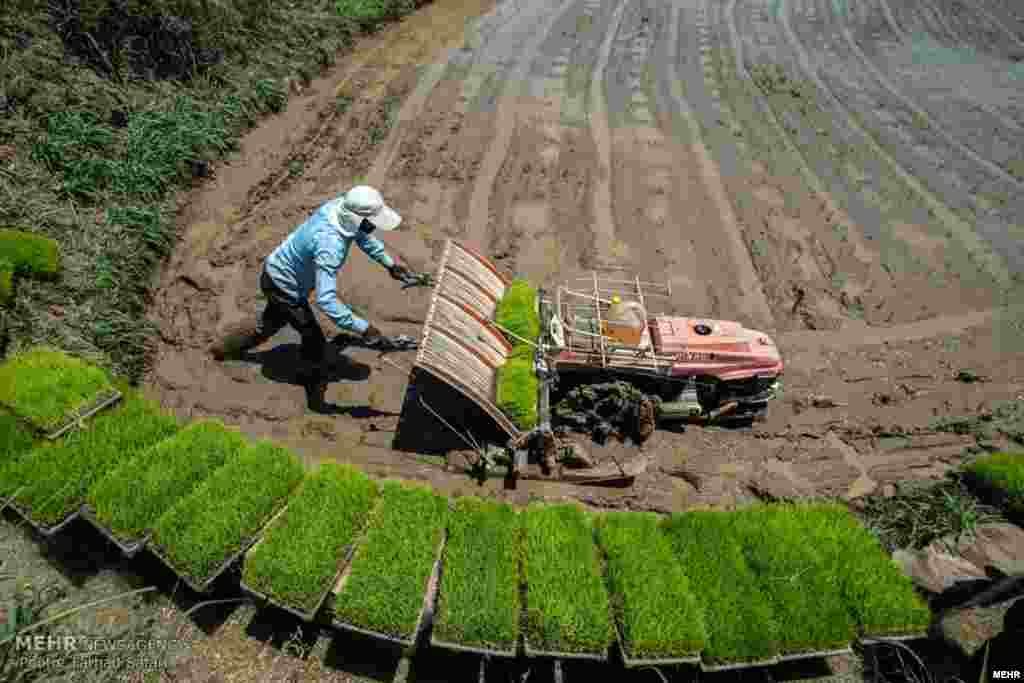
[244,342,372,414]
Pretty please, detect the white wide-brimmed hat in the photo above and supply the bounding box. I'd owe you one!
[342,185,402,231]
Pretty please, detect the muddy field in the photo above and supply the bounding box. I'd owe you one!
[145,0,1024,511]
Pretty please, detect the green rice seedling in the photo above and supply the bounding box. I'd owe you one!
[797,503,930,637]
[963,452,1024,516]
[730,504,857,654]
[87,419,248,542]
[494,279,540,345]
[0,412,37,497]
[150,440,304,586]
[596,512,707,660]
[242,463,378,614]
[7,387,179,526]
[434,496,521,652]
[523,503,612,655]
[662,511,780,665]
[333,480,448,639]
[0,264,12,305]
[0,346,115,434]
[495,357,538,430]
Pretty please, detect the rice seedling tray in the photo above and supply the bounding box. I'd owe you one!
[522,643,608,661]
[150,503,292,594]
[45,389,122,440]
[240,541,356,622]
[4,497,82,537]
[776,645,854,662]
[699,656,781,672]
[428,635,517,659]
[79,505,149,557]
[330,532,447,650]
[615,622,701,668]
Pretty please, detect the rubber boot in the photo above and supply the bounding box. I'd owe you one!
[295,362,330,412]
[210,318,263,361]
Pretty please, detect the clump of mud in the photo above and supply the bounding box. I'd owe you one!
[49,0,224,81]
[552,381,660,445]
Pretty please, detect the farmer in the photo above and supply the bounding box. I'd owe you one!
[210,185,414,408]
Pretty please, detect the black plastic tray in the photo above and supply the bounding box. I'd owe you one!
[80,506,149,557]
[6,498,83,538]
[776,644,853,662]
[330,532,447,650]
[429,635,517,659]
[523,642,608,662]
[45,389,123,440]
[240,543,355,622]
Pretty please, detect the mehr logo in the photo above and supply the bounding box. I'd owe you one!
[15,634,81,652]
[993,673,1021,680]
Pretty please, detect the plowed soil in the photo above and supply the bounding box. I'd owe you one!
[145,0,1024,512]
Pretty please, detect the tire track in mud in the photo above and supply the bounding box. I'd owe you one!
[956,0,1024,50]
[465,0,587,248]
[838,2,1024,189]
[776,0,1013,290]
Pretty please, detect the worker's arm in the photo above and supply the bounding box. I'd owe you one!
[354,229,395,270]
[313,232,369,335]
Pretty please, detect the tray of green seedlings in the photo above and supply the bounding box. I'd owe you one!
[0,346,122,439]
[661,511,782,671]
[595,511,707,667]
[799,504,930,641]
[82,419,249,558]
[0,411,42,504]
[962,452,1024,519]
[431,496,521,658]
[330,480,449,648]
[728,504,857,660]
[521,503,612,661]
[148,440,305,593]
[240,463,378,622]
[2,388,181,537]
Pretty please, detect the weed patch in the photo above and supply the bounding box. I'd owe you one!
[434,497,521,652]
[332,480,448,639]
[0,346,115,434]
[0,229,61,277]
[730,505,856,655]
[150,440,304,587]
[7,387,180,526]
[87,419,248,542]
[963,452,1024,517]
[242,463,378,615]
[495,358,538,430]
[663,512,780,665]
[523,503,612,655]
[931,400,1024,446]
[596,512,706,661]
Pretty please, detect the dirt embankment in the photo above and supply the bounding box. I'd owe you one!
[146,0,1024,512]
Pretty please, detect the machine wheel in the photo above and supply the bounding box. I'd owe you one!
[695,376,721,412]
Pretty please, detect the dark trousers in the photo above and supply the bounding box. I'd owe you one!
[253,268,327,370]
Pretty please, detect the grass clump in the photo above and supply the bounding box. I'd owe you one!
[495,357,538,430]
[523,503,612,655]
[730,504,856,654]
[6,387,180,526]
[150,440,304,586]
[87,419,247,542]
[494,279,540,345]
[802,504,930,637]
[0,229,61,277]
[333,481,448,639]
[663,512,780,665]
[434,496,521,652]
[0,346,115,433]
[596,512,707,660]
[963,451,1024,517]
[242,463,378,614]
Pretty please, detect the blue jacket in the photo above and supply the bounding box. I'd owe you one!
[264,197,394,334]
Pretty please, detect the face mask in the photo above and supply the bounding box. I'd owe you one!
[358,218,376,235]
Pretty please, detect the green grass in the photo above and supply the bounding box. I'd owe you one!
[87,419,248,542]
[494,279,540,345]
[596,512,707,660]
[663,512,780,665]
[434,497,521,652]
[241,463,378,614]
[963,451,1024,516]
[523,503,612,655]
[6,387,180,526]
[495,357,538,430]
[0,265,12,305]
[801,504,931,637]
[332,480,448,638]
[0,346,116,433]
[150,440,304,586]
[729,504,857,654]
[0,229,61,277]
[0,411,38,497]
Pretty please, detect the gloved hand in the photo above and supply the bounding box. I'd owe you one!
[388,263,413,283]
